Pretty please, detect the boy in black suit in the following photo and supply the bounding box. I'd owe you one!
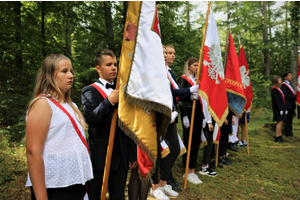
[81,50,137,200]
[281,72,296,137]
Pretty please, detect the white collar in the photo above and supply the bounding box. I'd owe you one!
[99,78,114,87]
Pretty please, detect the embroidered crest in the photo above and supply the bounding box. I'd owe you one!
[240,65,250,89]
[203,43,224,84]
[297,75,300,92]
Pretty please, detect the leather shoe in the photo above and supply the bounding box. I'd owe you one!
[219,157,232,165]
[167,180,182,192]
[170,177,181,186]
[275,137,283,143]
[210,160,223,168]
[279,136,288,142]
[227,143,240,152]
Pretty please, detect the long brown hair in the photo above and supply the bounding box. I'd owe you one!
[272,76,281,88]
[27,54,86,129]
[183,57,198,79]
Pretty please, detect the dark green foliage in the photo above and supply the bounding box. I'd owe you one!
[0,1,299,142]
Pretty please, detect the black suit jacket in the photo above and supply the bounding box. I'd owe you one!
[81,80,136,171]
[271,87,287,122]
[281,82,296,111]
[168,70,191,122]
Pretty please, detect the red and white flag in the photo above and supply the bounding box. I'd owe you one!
[224,34,246,118]
[199,9,228,127]
[296,58,300,106]
[238,46,253,111]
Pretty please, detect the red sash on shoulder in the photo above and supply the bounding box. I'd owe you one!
[90,83,108,99]
[167,73,179,104]
[272,86,285,104]
[39,95,89,153]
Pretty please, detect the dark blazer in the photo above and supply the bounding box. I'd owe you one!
[81,80,136,171]
[281,81,296,111]
[168,70,191,123]
[178,76,203,123]
[271,87,286,122]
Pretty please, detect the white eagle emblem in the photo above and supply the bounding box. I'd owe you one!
[297,75,300,92]
[240,65,250,89]
[203,43,224,84]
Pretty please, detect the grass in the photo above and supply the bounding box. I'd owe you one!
[1,107,300,200]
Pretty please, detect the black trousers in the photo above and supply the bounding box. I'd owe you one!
[160,122,180,181]
[88,163,128,200]
[202,124,214,165]
[219,124,230,157]
[31,184,85,200]
[182,121,201,169]
[284,108,294,136]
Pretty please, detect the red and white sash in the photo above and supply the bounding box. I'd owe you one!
[167,73,179,103]
[90,82,113,99]
[282,81,295,95]
[273,86,285,104]
[39,95,89,153]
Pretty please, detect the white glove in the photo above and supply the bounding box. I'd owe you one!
[280,111,283,115]
[189,85,199,93]
[285,110,288,115]
[183,116,190,129]
[170,111,178,124]
[191,93,199,100]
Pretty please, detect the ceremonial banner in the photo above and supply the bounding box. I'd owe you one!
[296,57,300,106]
[199,10,228,127]
[118,1,172,183]
[213,123,221,144]
[200,130,207,148]
[224,34,246,118]
[238,46,253,111]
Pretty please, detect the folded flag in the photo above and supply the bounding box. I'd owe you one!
[118,1,172,183]
[238,46,253,112]
[225,34,246,118]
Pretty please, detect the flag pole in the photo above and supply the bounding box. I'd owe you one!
[245,112,250,155]
[184,1,211,190]
[100,10,128,200]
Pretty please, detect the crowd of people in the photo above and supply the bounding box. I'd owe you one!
[25,46,297,200]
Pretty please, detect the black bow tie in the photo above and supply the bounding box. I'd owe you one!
[106,83,115,89]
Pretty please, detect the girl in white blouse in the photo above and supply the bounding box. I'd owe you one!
[26,54,93,200]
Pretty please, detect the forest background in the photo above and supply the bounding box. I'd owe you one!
[0,1,299,146]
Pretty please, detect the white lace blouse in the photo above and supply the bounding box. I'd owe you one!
[26,98,93,188]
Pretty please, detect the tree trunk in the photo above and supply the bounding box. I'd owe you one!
[123,1,128,25]
[186,2,190,32]
[64,2,72,58]
[267,2,272,39]
[41,1,46,57]
[104,1,116,53]
[15,1,22,69]
[285,1,288,50]
[290,1,299,88]
[262,1,270,76]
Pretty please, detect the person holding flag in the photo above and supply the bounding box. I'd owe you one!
[178,57,205,184]
[271,76,288,143]
[81,50,137,200]
[150,44,199,199]
[281,71,296,137]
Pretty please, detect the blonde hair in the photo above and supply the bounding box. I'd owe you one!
[183,57,198,79]
[27,54,87,129]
